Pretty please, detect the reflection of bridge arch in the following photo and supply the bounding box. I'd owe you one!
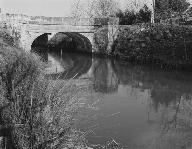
[44,52,92,80]
[31,32,92,53]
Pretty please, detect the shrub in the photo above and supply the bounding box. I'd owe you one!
[0,28,15,46]
[0,23,21,47]
[0,34,91,148]
[113,24,192,68]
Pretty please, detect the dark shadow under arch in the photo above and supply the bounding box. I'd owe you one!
[31,32,92,53]
[31,33,49,48]
[59,32,92,53]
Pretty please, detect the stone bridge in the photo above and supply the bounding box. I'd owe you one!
[0,14,119,53]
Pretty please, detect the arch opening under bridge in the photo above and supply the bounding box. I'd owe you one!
[31,32,93,53]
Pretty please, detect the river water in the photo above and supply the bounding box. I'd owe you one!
[34,48,192,148]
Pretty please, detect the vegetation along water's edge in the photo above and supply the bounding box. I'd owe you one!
[94,24,192,70]
[0,27,96,149]
[0,25,124,149]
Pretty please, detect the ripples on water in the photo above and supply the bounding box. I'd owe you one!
[34,48,192,148]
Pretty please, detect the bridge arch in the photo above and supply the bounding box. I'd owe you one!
[31,33,49,48]
[31,32,92,53]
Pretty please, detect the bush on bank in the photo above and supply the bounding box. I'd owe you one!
[113,24,192,67]
[0,22,21,47]
[95,24,192,68]
[0,28,16,47]
[0,29,91,149]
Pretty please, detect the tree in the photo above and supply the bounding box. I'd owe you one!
[71,0,119,18]
[155,0,190,20]
[155,0,169,12]
[115,5,151,25]
[71,0,88,19]
[169,0,190,14]
[136,4,151,23]
[155,0,171,20]
[89,0,119,17]
[116,9,136,25]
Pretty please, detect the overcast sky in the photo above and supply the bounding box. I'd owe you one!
[1,0,191,17]
[1,0,74,16]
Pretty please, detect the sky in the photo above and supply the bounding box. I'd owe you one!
[1,0,192,17]
[1,0,74,16]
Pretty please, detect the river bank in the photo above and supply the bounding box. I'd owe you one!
[0,26,125,149]
[94,24,192,70]
[0,27,94,149]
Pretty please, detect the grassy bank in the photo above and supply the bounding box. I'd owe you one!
[0,28,92,149]
[94,24,192,69]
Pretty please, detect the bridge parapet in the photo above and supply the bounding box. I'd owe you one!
[28,17,119,26]
[26,24,95,33]
[30,16,95,25]
[0,13,119,26]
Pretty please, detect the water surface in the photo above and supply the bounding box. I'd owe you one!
[35,49,192,148]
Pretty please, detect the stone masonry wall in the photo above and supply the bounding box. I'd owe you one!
[0,14,119,53]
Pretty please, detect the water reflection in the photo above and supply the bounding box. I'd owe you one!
[113,61,192,109]
[85,57,192,148]
[32,48,92,79]
[92,58,118,93]
[33,50,192,148]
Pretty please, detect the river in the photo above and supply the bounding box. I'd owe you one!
[34,48,192,148]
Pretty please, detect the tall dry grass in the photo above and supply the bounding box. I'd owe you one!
[0,41,91,149]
